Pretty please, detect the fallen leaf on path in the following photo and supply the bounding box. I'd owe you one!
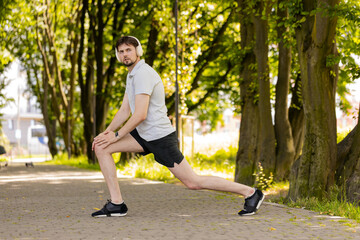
[269,227,276,231]
[93,208,100,210]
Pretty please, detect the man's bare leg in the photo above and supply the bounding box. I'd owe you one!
[94,133,144,204]
[168,158,255,198]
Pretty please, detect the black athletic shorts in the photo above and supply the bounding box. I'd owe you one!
[130,129,184,168]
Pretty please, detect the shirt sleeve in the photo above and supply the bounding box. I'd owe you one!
[133,68,160,96]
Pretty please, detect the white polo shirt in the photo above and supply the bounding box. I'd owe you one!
[125,60,175,141]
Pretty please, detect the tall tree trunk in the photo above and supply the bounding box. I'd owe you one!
[289,0,339,200]
[68,22,80,157]
[35,1,79,158]
[252,0,276,174]
[336,107,360,203]
[145,17,159,67]
[289,73,305,161]
[78,0,96,163]
[235,0,259,185]
[94,0,107,134]
[344,122,360,203]
[274,0,295,180]
[40,74,58,157]
[26,67,58,157]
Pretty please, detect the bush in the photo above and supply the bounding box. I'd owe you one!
[253,162,273,191]
[191,146,237,175]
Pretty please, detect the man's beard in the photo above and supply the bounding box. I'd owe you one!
[123,59,135,67]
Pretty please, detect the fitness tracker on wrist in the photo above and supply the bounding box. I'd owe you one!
[115,131,121,139]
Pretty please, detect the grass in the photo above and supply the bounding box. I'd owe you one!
[266,183,360,222]
[13,154,50,159]
[117,154,174,182]
[115,146,237,183]
[43,154,101,171]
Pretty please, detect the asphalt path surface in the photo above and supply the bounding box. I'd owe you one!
[1,164,359,240]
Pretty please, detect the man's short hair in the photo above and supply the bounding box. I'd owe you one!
[115,36,139,49]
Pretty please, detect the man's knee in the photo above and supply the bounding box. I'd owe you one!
[94,145,110,159]
[183,177,202,190]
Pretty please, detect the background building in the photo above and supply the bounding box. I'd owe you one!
[0,61,49,156]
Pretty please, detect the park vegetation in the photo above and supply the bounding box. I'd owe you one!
[0,0,359,205]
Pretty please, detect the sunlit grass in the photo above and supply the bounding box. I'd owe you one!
[117,154,174,182]
[287,197,360,222]
[266,183,360,222]
[13,154,50,159]
[43,154,101,171]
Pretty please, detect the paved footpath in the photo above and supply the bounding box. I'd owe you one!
[0,164,359,240]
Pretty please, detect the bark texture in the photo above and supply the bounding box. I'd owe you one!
[252,0,276,174]
[275,0,295,180]
[289,0,339,200]
[235,0,259,185]
[336,109,360,203]
[288,74,305,161]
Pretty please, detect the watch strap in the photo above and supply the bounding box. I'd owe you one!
[115,131,120,138]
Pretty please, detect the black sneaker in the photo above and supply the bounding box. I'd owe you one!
[238,188,265,216]
[91,200,128,217]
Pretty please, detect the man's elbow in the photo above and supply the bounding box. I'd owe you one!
[135,113,147,122]
[139,114,147,122]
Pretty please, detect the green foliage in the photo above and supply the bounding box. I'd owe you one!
[1,0,360,169]
[335,0,360,113]
[337,129,352,143]
[192,146,237,173]
[0,77,14,122]
[253,162,274,191]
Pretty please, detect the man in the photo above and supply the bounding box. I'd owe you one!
[91,36,264,217]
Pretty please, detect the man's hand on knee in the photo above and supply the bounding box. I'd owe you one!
[92,130,111,150]
[93,131,120,149]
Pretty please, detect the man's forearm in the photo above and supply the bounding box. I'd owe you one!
[116,113,145,139]
[106,109,130,132]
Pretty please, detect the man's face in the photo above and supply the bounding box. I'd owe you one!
[117,44,138,67]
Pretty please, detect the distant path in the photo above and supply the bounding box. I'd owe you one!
[0,164,359,240]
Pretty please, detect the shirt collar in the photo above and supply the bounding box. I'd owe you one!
[128,59,145,77]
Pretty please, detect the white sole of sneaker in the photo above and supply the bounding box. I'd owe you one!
[94,213,127,218]
[256,194,265,210]
[239,211,255,216]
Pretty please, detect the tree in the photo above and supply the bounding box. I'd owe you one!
[289,0,340,200]
[234,0,260,185]
[33,0,81,157]
[0,0,15,126]
[1,0,61,157]
[336,115,360,203]
[252,0,276,175]
[334,0,360,203]
[79,0,156,162]
[274,0,296,180]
